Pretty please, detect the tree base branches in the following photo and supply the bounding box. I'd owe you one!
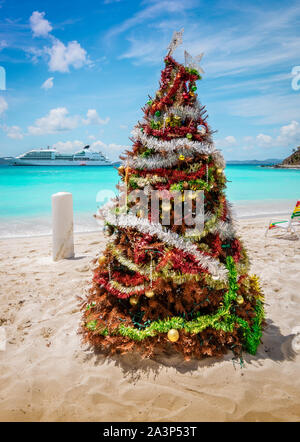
[81,257,264,360]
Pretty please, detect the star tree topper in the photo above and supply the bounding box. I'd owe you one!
[184,50,205,74]
[167,28,184,55]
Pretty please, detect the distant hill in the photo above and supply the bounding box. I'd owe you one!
[227,158,282,165]
[281,146,300,166]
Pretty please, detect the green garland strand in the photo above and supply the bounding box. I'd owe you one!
[86,256,264,354]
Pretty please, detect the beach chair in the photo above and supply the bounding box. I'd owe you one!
[265,200,300,238]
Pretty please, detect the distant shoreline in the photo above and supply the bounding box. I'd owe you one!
[261,164,300,170]
[0,198,296,239]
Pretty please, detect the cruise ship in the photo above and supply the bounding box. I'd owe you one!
[9,146,113,166]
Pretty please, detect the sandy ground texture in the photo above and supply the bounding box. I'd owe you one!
[0,217,300,422]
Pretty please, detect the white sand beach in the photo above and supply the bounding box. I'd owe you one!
[0,217,300,422]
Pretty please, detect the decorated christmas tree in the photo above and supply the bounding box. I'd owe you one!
[81,31,264,360]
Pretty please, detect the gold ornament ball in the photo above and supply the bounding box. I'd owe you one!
[236,295,244,305]
[145,289,155,298]
[98,256,106,265]
[129,296,139,306]
[217,168,223,174]
[167,329,179,342]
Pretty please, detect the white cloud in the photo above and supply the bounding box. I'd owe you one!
[27,11,91,73]
[212,73,292,96]
[224,135,237,145]
[256,133,273,146]
[53,140,84,152]
[82,109,110,126]
[201,7,300,78]
[101,142,128,151]
[2,124,24,139]
[119,36,162,64]
[51,139,128,161]
[215,135,237,148]
[222,120,300,152]
[26,107,109,136]
[226,93,300,125]
[252,121,300,148]
[90,140,106,149]
[90,141,125,151]
[46,39,90,73]
[28,107,80,135]
[279,120,300,138]
[108,0,300,86]
[54,139,107,153]
[30,11,52,38]
[106,0,193,40]
[41,77,54,89]
[277,120,300,146]
[0,97,8,115]
[90,141,128,160]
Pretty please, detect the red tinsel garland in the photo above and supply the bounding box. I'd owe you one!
[169,251,208,274]
[133,235,156,264]
[143,124,208,141]
[211,233,222,257]
[132,164,209,182]
[93,275,146,299]
[112,271,147,286]
[230,238,242,263]
[145,57,200,117]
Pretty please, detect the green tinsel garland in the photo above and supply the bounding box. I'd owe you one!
[85,256,264,354]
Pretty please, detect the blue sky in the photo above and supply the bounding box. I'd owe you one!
[0,0,300,161]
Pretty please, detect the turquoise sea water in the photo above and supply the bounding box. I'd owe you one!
[0,164,299,237]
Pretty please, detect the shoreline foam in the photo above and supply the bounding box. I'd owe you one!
[0,198,297,239]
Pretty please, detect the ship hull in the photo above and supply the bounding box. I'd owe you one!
[9,159,112,166]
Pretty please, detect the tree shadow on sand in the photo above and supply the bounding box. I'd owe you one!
[81,318,299,382]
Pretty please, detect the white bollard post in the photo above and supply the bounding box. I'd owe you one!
[52,192,74,261]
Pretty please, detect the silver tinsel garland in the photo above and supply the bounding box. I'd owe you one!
[146,104,207,123]
[104,212,228,280]
[127,149,212,170]
[131,128,214,153]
